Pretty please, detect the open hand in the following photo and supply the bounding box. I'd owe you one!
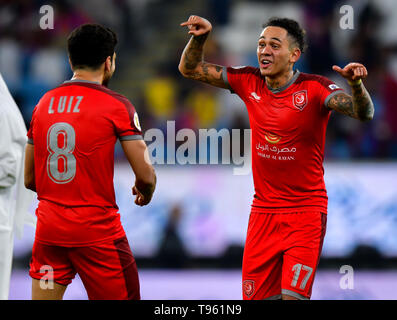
[180,15,212,36]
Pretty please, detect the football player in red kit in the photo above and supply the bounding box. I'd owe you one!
[24,24,156,300]
[179,15,374,300]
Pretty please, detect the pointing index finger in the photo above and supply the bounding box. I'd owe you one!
[332,65,343,73]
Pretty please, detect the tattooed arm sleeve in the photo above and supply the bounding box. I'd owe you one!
[178,34,230,89]
[327,82,374,121]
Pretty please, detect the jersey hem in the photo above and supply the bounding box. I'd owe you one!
[33,230,126,247]
[281,289,309,300]
[250,205,328,214]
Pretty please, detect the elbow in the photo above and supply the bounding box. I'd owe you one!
[178,62,184,75]
[178,61,202,79]
[362,115,374,122]
[24,174,36,191]
[359,112,374,122]
[178,63,190,78]
[24,180,36,192]
[24,176,30,189]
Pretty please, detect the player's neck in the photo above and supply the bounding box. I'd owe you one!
[71,69,104,85]
[266,69,294,90]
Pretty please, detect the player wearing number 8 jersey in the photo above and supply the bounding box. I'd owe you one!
[179,16,374,300]
[24,24,156,300]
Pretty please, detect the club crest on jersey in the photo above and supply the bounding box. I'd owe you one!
[243,280,255,298]
[292,90,308,111]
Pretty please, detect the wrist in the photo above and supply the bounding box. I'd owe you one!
[348,79,362,86]
[192,31,210,41]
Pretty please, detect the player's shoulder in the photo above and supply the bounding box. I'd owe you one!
[103,89,134,108]
[50,81,135,109]
[82,84,135,111]
[227,65,260,77]
[296,72,340,89]
[64,81,130,102]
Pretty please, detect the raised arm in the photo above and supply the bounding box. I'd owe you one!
[327,63,374,122]
[121,139,156,206]
[178,15,230,89]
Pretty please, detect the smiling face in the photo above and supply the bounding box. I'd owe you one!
[257,26,301,78]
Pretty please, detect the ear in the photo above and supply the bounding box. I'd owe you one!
[104,56,112,72]
[290,47,301,64]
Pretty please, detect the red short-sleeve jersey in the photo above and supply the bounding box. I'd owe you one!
[27,80,143,246]
[224,67,343,213]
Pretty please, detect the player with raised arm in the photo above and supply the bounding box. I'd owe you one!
[179,15,373,300]
[24,24,156,300]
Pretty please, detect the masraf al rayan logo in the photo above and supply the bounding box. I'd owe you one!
[264,132,281,144]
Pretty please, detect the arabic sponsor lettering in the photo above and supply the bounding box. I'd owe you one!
[256,141,297,161]
[256,142,296,154]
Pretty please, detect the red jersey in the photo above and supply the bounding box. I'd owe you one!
[225,67,343,213]
[27,80,142,246]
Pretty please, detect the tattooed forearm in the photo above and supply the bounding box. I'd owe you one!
[327,83,374,121]
[181,34,208,71]
[350,82,374,121]
[178,34,229,89]
[182,34,208,70]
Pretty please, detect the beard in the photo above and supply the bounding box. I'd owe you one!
[102,71,114,87]
[102,75,111,87]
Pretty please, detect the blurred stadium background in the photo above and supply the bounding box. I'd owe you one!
[2,0,397,299]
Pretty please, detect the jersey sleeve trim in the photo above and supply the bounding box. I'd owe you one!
[323,89,344,108]
[119,134,143,141]
[27,138,34,145]
[222,67,232,92]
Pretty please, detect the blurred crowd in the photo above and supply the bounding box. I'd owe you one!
[1,0,396,160]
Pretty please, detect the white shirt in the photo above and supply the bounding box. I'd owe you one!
[0,73,35,238]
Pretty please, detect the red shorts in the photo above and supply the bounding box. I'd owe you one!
[29,236,140,300]
[242,211,327,300]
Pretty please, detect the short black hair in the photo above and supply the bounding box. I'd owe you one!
[263,17,307,53]
[67,24,118,70]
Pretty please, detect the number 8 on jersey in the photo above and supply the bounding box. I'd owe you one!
[47,122,76,184]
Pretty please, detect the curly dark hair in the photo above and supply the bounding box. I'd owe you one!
[67,24,118,70]
[263,17,307,53]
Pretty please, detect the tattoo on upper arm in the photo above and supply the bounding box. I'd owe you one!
[327,84,374,121]
[327,92,355,117]
[183,62,226,88]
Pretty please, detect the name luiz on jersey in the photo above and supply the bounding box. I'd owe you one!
[48,96,83,114]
